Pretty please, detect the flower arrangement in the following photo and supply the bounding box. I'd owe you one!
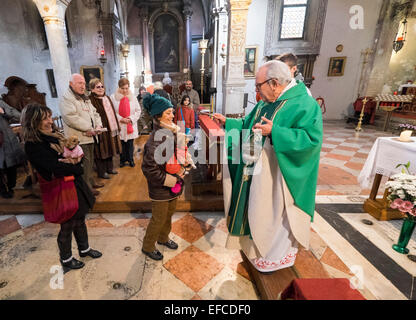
[398,123,416,132]
[386,162,416,221]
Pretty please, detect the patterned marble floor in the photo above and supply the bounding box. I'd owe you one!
[0,120,414,300]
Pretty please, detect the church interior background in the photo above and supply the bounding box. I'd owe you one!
[0,0,416,300]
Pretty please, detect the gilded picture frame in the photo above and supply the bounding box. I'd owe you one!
[244,46,258,78]
[80,65,104,88]
[328,57,347,77]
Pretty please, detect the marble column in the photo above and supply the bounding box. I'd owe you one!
[140,6,152,86]
[33,0,72,99]
[183,1,193,71]
[222,0,252,117]
[212,2,228,114]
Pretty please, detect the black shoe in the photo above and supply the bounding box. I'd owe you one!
[129,161,135,167]
[141,248,163,261]
[60,257,85,271]
[157,239,178,250]
[1,191,13,199]
[99,173,110,179]
[120,162,126,168]
[107,170,118,175]
[79,248,102,259]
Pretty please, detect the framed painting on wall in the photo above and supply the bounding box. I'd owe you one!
[46,69,58,98]
[80,65,104,88]
[244,46,258,78]
[328,57,346,77]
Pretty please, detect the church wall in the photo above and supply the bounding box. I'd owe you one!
[311,0,383,120]
[242,0,384,120]
[387,18,416,92]
[67,0,121,98]
[0,0,57,114]
[244,0,268,115]
[0,0,122,116]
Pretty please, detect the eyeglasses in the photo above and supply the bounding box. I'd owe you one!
[255,78,276,91]
[95,86,104,89]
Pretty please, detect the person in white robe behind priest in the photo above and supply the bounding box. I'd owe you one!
[214,60,323,273]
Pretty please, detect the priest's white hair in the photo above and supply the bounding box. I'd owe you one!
[263,60,292,86]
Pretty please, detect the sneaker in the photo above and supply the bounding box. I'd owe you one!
[157,239,178,250]
[141,248,163,261]
[79,248,102,259]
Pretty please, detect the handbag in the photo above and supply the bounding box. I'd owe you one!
[37,173,79,224]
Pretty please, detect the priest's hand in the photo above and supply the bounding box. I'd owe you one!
[253,117,273,136]
[213,113,226,125]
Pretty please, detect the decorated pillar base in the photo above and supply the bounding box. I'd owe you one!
[223,80,246,116]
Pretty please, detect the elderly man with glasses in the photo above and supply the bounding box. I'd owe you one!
[214,60,323,273]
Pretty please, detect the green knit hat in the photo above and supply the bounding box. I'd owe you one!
[143,93,173,117]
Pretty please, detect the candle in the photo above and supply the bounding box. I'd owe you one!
[399,130,412,142]
[202,27,205,40]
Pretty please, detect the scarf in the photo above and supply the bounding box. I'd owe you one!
[69,86,89,102]
[40,129,66,155]
[101,96,119,137]
[119,96,133,134]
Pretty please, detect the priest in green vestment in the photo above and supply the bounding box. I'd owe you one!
[214,60,323,273]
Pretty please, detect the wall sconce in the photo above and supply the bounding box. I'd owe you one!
[99,49,107,64]
[393,16,408,53]
[97,30,106,64]
[120,43,130,78]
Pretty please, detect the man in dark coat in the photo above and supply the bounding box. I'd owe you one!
[0,99,26,198]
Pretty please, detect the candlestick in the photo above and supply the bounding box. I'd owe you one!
[355,97,368,132]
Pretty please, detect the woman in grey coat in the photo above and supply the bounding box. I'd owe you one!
[0,99,26,198]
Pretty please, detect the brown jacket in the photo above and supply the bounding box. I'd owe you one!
[141,122,183,201]
[89,94,122,159]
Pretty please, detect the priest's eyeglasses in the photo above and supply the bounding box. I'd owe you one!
[255,78,277,91]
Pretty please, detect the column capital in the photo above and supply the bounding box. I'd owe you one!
[229,0,252,10]
[139,5,149,23]
[33,0,72,20]
[183,0,193,19]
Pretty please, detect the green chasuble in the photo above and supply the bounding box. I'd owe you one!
[225,82,323,237]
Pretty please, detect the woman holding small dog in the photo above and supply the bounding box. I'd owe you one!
[89,79,122,179]
[141,94,189,261]
[22,104,102,271]
[110,78,141,168]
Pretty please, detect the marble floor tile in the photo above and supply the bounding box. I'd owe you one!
[309,229,328,260]
[163,245,224,292]
[197,266,258,300]
[325,153,352,162]
[0,217,21,238]
[294,248,330,278]
[311,213,407,300]
[171,214,214,243]
[85,216,114,228]
[318,164,357,185]
[321,143,338,149]
[101,213,137,227]
[15,215,44,229]
[158,232,191,262]
[320,247,353,275]
[132,263,196,300]
[329,149,356,157]
[340,213,416,275]
[319,157,348,167]
[193,228,241,271]
[0,215,14,222]
[191,212,225,229]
